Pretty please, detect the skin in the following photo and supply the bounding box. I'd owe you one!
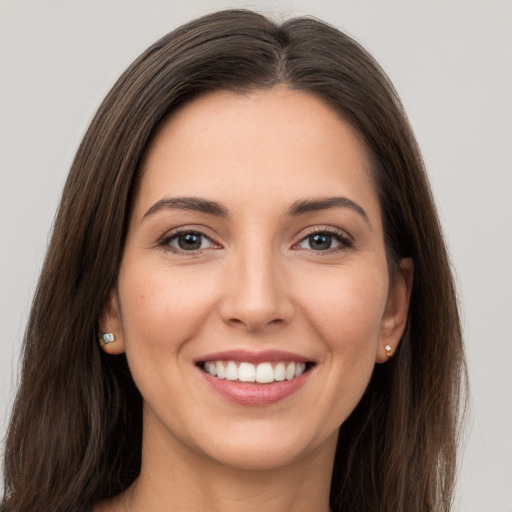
[98,86,412,512]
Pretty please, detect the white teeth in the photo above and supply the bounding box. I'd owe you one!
[205,361,217,376]
[238,362,256,382]
[216,361,226,379]
[285,362,296,380]
[295,362,306,377]
[203,360,310,383]
[225,361,238,380]
[255,362,274,383]
[274,362,286,381]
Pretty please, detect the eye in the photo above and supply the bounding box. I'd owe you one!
[163,231,217,252]
[296,230,352,251]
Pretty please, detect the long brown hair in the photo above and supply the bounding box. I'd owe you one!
[2,10,466,512]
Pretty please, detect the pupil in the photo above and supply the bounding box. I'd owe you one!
[178,233,201,250]
[310,233,331,250]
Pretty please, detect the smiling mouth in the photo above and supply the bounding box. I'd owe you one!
[198,360,315,384]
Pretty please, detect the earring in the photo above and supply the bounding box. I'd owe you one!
[385,344,393,358]
[100,332,115,346]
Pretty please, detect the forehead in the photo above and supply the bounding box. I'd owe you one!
[135,87,379,221]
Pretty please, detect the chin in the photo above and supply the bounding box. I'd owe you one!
[193,422,338,472]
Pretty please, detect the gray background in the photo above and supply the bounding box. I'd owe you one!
[1,1,511,510]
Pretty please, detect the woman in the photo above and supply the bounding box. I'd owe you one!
[1,9,466,512]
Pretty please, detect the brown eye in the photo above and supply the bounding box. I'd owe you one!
[165,231,214,252]
[177,233,202,250]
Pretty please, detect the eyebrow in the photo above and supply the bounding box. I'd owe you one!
[288,197,369,223]
[143,197,228,219]
[142,195,369,224]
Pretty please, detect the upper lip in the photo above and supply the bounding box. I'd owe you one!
[195,349,312,365]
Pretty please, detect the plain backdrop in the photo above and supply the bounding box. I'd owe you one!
[1,1,511,510]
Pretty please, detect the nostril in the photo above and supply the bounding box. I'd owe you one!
[219,287,294,331]
[224,313,287,331]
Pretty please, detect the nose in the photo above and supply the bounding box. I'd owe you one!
[219,246,294,332]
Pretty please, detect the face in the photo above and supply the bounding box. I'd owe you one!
[102,87,411,472]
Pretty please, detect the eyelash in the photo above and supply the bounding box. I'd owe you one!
[159,228,218,254]
[158,227,353,254]
[294,227,353,253]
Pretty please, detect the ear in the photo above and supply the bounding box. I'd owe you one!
[376,258,414,363]
[98,289,125,355]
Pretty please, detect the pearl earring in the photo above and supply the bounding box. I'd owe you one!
[385,344,393,358]
[100,332,115,346]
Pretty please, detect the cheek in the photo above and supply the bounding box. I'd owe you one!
[117,261,220,358]
[298,263,389,356]
[285,262,390,436]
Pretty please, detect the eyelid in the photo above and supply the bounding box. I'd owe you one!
[292,225,353,251]
[156,224,352,254]
[158,225,222,253]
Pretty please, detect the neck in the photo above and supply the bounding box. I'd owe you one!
[102,419,337,512]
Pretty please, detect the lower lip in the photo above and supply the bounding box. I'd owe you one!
[199,369,311,406]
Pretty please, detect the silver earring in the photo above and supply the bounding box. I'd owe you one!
[100,332,115,346]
